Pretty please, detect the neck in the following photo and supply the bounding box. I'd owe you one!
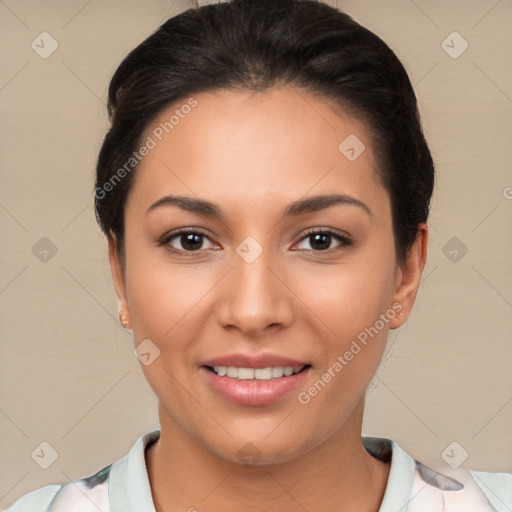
[146,400,390,512]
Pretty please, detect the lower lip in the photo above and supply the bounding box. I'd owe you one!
[200,366,311,406]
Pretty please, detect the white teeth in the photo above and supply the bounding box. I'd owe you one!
[271,367,283,378]
[254,368,272,380]
[212,365,306,380]
[238,367,254,380]
[226,366,238,378]
[215,366,227,376]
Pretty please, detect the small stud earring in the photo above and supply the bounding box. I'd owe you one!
[119,310,131,329]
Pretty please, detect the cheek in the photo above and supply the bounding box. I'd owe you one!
[125,248,208,339]
[293,241,396,399]
[295,269,393,432]
[295,257,396,343]
[124,260,206,400]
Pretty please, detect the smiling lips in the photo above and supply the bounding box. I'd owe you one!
[210,365,306,379]
[201,353,312,406]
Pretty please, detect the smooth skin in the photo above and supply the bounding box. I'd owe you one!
[108,86,428,512]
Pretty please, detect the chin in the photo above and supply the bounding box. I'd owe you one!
[201,429,316,468]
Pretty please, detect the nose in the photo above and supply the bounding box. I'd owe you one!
[215,242,294,337]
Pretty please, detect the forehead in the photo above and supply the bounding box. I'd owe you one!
[127,87,388,220]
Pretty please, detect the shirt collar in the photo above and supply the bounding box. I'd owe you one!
[108,429,414,512]
[109,429,160,512]
[363,436,416,511]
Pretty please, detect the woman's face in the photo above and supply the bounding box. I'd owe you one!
[109,86,425,465]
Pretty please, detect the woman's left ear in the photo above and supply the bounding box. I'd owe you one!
[389,224,428,329]
[107,231,130,322]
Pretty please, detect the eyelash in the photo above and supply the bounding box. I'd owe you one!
[159,227,352,256]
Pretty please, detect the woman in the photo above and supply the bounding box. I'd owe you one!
[6,0,511,510]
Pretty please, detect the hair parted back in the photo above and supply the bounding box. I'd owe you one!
[94,0,435,264]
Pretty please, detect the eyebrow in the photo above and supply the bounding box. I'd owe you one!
[146,193,372,219]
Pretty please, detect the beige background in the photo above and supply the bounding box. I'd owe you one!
[1,0,511,507]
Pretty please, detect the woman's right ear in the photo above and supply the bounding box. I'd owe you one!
[107,231,128,312]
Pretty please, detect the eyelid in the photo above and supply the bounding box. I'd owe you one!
[159,227,352,254]
[159,227,217,250]
[293,227,352,252]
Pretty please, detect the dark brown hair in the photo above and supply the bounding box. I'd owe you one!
[94,0,435,264]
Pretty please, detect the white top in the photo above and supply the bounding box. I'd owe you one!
[4,429,511,511]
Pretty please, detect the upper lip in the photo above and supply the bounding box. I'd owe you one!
[202,353,310,369]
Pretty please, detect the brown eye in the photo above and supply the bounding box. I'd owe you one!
[175,232,204,251]
[160,229,217,253]
[295,229,352,253]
